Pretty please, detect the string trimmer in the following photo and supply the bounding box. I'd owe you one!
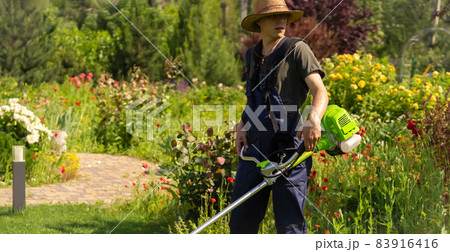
[190,105,361,234]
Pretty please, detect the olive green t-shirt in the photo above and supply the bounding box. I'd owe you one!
[246,38,325,110]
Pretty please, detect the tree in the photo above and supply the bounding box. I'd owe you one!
[284,0,377,59]
[0,0,56,85]
[172,0,240,86]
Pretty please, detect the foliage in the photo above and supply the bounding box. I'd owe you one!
[322,51,450,120]
[94,67,158,152]
[283,0,377,59]
[159,122,238,220]
[0,0,56,85]
[172,0,241,86]
[50,28,117,83]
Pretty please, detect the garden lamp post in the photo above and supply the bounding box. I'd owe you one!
[12,145,26,212]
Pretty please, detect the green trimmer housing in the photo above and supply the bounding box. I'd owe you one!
[315,105,360,153]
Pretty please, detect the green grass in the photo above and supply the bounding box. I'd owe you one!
[0,201,177,234]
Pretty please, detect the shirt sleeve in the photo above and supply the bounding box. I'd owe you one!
[294,41,326,80]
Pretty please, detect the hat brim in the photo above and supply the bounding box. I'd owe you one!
[241,10,304,33]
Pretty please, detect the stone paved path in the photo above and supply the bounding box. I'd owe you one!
[0,153,160,206]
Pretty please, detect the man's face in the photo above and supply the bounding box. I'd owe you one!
[257,14,289,38]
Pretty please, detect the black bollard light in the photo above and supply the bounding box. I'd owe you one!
[12,146,26,212]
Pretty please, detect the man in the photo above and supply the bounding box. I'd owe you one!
[230,0,328,234]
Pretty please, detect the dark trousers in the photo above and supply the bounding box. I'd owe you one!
[229,130,312,234]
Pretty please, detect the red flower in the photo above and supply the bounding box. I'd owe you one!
[55,133,58,137]
[64,100,68,104]
[324,177,328,183]
[363,151,368,156]
[306,212,311,216]
[309,185,314,192]
[315,225,320,228]
[125,185,128,188]
[309,177,312,182]
[142,172,146,177]
[54,88,58,92]
[322,185,328,191]
[366,144,371,149]
[343,153,348,159]
[168,195,172,199]
[161,186,165,190]
[227,177,234,183]
[188,179,192,185]
[75,101,81,106]
[142,163,149,169]
[136,190,140,194]
[334,212,339,217]
[90,88,94,93]
[91,96,96,100]
[311,170,317,178]
[320,150,326,158]
[351,153,357,158]
[40,117,45,121]
[76,85,81,89]
[61,167,65,174]
[167,180,170,184]
[156,123,161,127]
[324,230,330,234]
[160,201,163,204]
[159,177,164,181]
[132,182,136,186]
[417,179,421,185]
[33,153,37,159]
[407,121,416,129]
[211,198,216,204]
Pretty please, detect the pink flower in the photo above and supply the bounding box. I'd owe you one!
[45,100,50,105]
[35,105,41,109]
[80,73,86,79]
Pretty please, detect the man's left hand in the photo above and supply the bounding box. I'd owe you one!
[296,120,322,152]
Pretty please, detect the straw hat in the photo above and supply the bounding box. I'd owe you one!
[241,0,303,33]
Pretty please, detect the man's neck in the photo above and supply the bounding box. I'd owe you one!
[261,35,285,56]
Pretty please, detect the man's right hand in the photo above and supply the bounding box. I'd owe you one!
[235,121,248,155]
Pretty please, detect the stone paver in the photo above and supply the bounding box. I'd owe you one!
[0,153,160,206]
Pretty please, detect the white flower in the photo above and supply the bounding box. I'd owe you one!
[8,98,19,104]
[1,105,10,112]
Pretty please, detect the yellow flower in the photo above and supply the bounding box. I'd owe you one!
[416,78,423,85]
[425,81,432,87]
[329,73,336,80]
[412,103,419,110]
[446,72,450,76]
[357,95,363,101]
[352,66,359,73]
[344,73,350,79]
[375,82,380,86]
[370,75,377,82]
[353,53,360,61]
[430,95,437,102]
[336,73,343,80]
[327,92,331,97]
[339,62,345,67]
[352,77,358,82]
[392,88,398,95]
[366,54,372,61]
[432,71,439,78]
[389,65,395,71]
[380,75,387,83]
[375,63,381,69]
[339,55,346,61]
[434,92,439,97]
[350,84,358,90]
[399,85,406,91]
[335,66,341,72]
[358,80,366,88]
